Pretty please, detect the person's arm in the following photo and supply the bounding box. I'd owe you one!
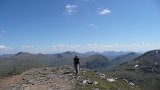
[78,58,80,64]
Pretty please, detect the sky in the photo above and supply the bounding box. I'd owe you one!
[0,0,160,54]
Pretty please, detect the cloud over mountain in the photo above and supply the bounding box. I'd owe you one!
[0,45,12,50]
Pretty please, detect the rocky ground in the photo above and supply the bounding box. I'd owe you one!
[0,66,77,90]
[0,65,140,90]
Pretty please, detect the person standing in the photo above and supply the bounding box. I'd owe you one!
[73,55,80,74]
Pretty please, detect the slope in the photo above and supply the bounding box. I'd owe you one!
[107,50,160,90]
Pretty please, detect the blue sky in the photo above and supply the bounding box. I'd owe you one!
[0,0,160,54]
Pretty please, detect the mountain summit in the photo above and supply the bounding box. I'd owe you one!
[0,66,139,90]
[86,54,111,69]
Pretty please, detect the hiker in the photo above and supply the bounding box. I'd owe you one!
[73,55,80,74]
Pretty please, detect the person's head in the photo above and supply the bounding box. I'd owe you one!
[75,55,77,58]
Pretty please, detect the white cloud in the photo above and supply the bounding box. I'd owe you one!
[64,4,77,15]
[18,45,38,54]
[88,24,98,28]
[0,45,13,50]
[97,8,111,15]
[47,43,116,53]
[1,42,160,54]
[50,44,109,53]
[44,42,160,53]
[0,45,14,54]
[0,45,7,49]
[20,45,34,49]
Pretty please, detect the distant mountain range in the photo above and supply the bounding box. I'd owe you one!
[111,52,141,65]
[0,51,141,78]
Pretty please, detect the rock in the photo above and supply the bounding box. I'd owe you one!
[22,78,26,80]
[10,86,17,90]
[82,80,87,84]
[50,81,53,83]
[83,70,86,73]
[107,78,115,82]
[123,79,128,82]
[99,73,106,79]
[93,88,100,90]
[63,71,72,74]
[130,82,134,86]
[77,76,83,81]
[56,85,60,89]
[87,79,93,84]
[135,65,138,68]
[44,68,48,71]
[93,81,99,85]
[65,77,69,81]
[21,84,28,89]
[27,79,34,84]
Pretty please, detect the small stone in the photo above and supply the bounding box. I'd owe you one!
[56,85,60,89]
[50,85,54,87]
[27,80,34,85]
[83,71,86,73]
[44,68,48,70]
[87,80,93,84]
[82,80,87,84]
[93,81,99,85]
[123,79,128,82]
[93,88,99,90]
[77,76,83,80]
[135,65,138,68]
[130,82,134,86]
[10,86,18,90]
[99,73,106,79]
[65,77,68,81]
[50,81,53,83]
[107,78,115,82]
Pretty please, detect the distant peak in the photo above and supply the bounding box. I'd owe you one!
[14,52,31,56]
[90,54,104,57]
[88,54,108,60]
[63,51,78,55]
[144,50,160,55]
[127,52,136,55]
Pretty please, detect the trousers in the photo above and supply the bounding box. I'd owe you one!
[74,64,79,74]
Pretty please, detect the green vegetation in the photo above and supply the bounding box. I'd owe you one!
[106,50,160,90]
[8,67,20,75]
[77,70,141,90]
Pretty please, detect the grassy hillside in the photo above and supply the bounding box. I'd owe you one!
[106,50,160,90]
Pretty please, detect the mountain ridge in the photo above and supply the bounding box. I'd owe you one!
[107,50,160,90]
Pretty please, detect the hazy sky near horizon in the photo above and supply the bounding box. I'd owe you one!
[0,0,160,54]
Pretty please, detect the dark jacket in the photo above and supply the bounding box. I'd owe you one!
[74,57,80,65]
